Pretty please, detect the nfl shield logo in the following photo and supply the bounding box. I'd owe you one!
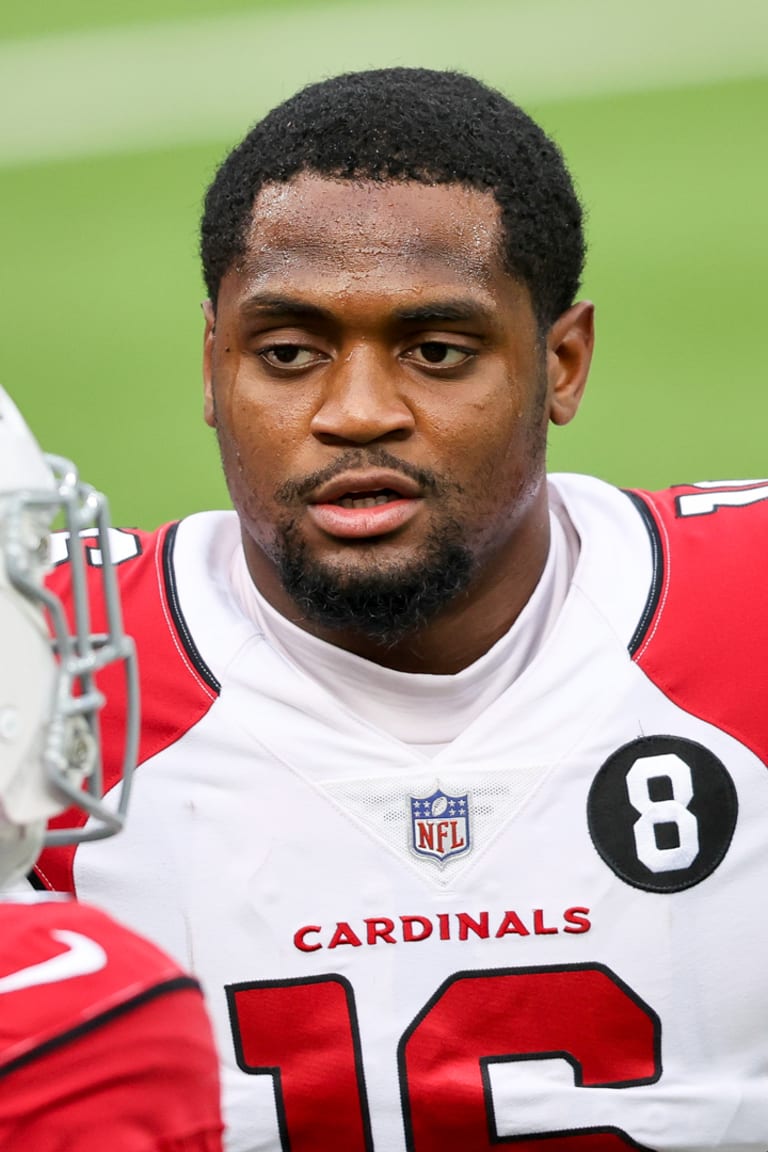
[410,789,471,864]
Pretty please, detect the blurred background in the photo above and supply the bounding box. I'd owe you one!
[1,0,766,527]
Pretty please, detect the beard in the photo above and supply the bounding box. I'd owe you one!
[274,517,474,646]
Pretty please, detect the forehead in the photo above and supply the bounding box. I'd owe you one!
[237,174,507,294]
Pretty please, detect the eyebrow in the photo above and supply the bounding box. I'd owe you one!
[238,295,333,321]
[392,300,496,326]
[238,294,495,327]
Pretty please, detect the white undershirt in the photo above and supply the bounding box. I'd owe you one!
[230,491,579,755]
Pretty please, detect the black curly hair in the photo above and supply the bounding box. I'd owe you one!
[201,68,585,330]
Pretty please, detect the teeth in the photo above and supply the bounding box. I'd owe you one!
[336,492,394,509]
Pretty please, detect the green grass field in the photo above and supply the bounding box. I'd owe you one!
[1,0,766,527]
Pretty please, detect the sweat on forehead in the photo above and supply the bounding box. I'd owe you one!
[200,67,585,329]
[235,177,507,286]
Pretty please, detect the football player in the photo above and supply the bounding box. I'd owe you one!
[0,386,223,1151]
[33,70,768,1149]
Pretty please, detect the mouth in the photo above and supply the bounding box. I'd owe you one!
[307,472,423,539]
[330,488,404,509]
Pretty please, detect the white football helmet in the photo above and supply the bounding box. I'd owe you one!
[0,387,138,886]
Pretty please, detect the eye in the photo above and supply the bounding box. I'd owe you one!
[404,342,474,369]
[259,344,324,370]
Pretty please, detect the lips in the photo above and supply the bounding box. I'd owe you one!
[307,470,423,539]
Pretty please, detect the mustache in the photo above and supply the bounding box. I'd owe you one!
[276,448,452,504]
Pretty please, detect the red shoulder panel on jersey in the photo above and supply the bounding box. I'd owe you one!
[0,897,198,1072]
[0,983,223,1152]
[629,482,768,770]
[34,523,219,894]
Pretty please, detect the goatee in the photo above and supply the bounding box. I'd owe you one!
[276,521,474,646]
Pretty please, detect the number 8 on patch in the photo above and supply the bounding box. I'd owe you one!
[587,735,737,893]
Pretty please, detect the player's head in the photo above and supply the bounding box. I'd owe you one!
[0,388,138,886]
[200,70,593,659]
[201,67,585,332]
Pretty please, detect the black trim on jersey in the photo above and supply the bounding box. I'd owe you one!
[26,869,46,892]
[0,975,201,1078]
[162,522,221,694]
[623,490,664,657]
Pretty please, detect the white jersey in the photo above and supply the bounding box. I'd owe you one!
[35,474,768,1152]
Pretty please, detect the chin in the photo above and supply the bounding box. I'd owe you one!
[276,525,474,643]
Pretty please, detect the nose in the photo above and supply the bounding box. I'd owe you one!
[310,347,415,445]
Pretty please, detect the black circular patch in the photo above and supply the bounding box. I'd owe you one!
[587,735,738,892]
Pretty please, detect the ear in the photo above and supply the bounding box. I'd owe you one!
[545,301,594,427]
[202,299,216,427]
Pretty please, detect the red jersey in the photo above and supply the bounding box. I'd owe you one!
[0,894,223,1151]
